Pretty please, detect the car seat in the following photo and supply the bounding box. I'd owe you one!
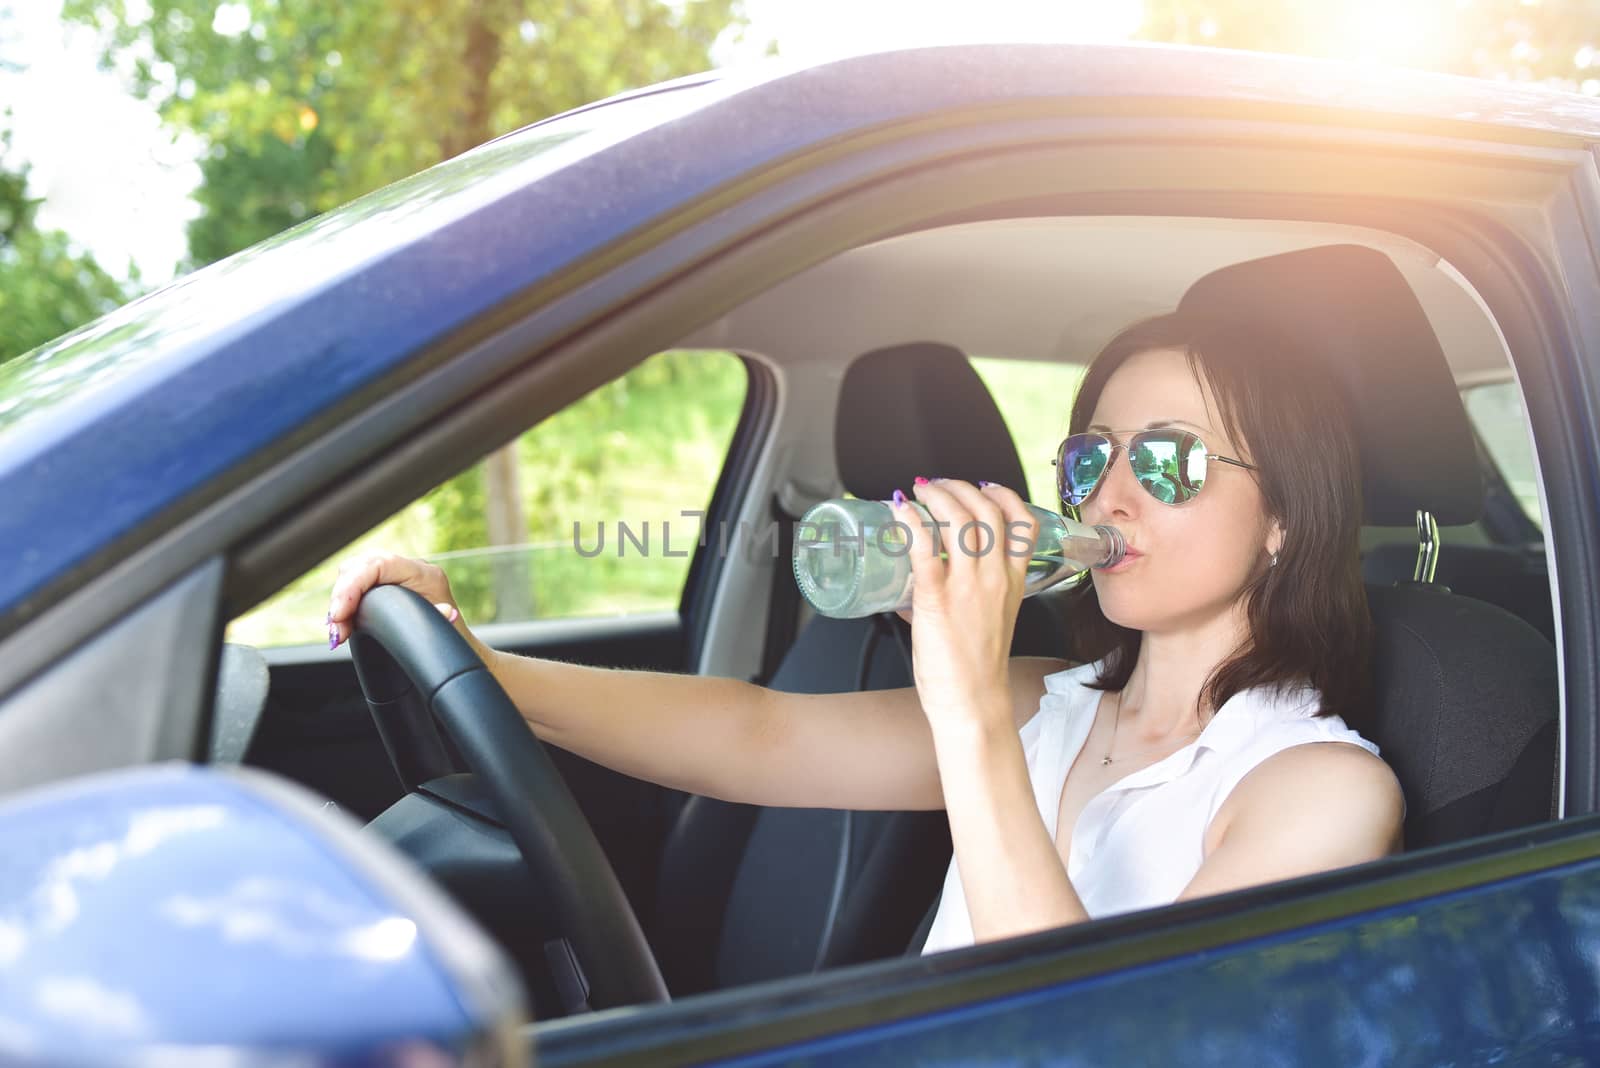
[1178,244,1559,851]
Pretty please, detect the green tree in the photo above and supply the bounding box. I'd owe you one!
[0,121,129,364]
[186,122,335,267]
[62,0,744,267]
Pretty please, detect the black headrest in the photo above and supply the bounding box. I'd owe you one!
[1179,244,1482,527]
[835,342,1030,503]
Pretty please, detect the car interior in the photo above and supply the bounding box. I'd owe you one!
[217,215,1562,1021]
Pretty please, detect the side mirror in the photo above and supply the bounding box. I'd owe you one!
[0,763,527,1066]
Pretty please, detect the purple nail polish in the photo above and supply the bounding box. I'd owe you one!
[978,480,994,488]
[329,634,338,651]
[892,488,906,508]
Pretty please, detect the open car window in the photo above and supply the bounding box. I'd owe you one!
[226,349,747,647]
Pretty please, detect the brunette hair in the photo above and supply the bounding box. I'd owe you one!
[1062,311,1372,731]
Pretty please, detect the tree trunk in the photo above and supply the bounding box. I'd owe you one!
[483,444,535,621]
[447,9,533,621]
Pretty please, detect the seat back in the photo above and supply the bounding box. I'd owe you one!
[1183,245,1559,848]
[649,341,1063,995]
[1366,583,1558,848]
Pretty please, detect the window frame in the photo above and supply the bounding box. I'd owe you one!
[225,348,762,649]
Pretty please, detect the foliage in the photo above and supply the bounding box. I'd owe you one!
[226,350,749,646]
[0,122,129,364]
[186,123,336,266]
[61,0,745,269]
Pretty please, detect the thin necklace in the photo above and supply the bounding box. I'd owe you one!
[1101,689,1205,766]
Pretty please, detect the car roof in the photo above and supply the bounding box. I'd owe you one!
[3,42,1597,627]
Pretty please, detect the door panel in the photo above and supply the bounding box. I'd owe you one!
[531,823,1600,1066]
[0,560,223,795]
[248,612,689,916]
[709,858,1600,1067]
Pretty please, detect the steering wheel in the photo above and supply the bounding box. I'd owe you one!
[347,584,669,1010]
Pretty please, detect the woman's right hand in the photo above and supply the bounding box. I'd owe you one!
[327,552,462,650]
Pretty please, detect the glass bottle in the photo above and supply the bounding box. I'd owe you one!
[792,497,1124,619]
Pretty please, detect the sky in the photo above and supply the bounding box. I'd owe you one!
[0,0,1144,286]
[1,0,202,283]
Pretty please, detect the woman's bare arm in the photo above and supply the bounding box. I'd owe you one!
[484,651,1071,811]
[327,552,1069,811]
[486,651,933,809]
[1177,742,1404,903]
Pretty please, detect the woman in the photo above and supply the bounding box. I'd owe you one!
[325,311,1404,954]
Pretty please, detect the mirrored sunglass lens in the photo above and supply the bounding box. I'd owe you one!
[1131,432,1205,504]
[1061,438,1110,502]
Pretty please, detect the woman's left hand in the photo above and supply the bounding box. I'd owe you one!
[900,477,1040,737]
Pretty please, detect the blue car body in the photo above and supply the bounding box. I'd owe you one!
[0,764,521,1064]
[3,42,1600,1067]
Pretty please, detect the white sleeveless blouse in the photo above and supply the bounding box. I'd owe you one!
[920,660,1383,955]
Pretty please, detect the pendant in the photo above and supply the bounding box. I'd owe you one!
[1101,756,1112,766]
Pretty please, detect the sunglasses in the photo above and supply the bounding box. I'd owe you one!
[1053,428,1258,507]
